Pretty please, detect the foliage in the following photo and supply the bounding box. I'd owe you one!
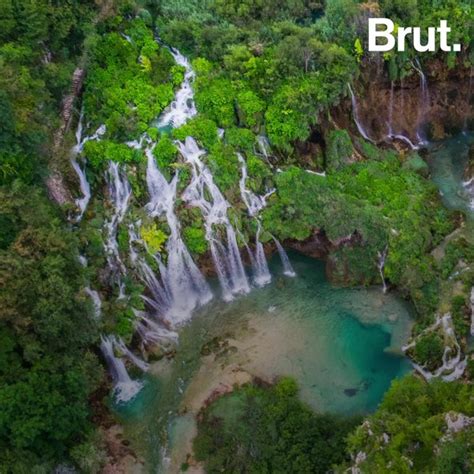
[183,226,208,255]
[140,223,167,254]
[0,184,101,470]
[325,129,354,172]
[413,332,445,370]
[153,134,178,170]
[83,140,143,168]
[83,17,176,140]
[194,378,359,473]
[173,116,219,150]
[0,0,97,185]
[346,375,474,472]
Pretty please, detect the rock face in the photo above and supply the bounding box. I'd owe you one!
[337,59,472,145]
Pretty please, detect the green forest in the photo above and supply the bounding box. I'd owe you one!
[0,0,473,472]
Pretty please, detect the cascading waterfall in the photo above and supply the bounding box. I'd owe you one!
[237,152,273,286]
[70,115,106,220]
[128,224,173,316]
[412,59,430,145]
[347,83,373,143]
[272,236,296,277]
[114,336,150,372]
[157,49,197,129]
[100,335,143,403]
[179,137,251,300]
[387,78,419,149]
[255,135,273,165]
[403,313,466,382]
[84,287,102,318]
[104,161,132,280]
[134,309,179,347]
[377,246,388,294]
[144,146,212,324]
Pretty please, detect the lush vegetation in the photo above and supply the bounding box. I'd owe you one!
[0,185,103,471]
[345,375,474,472]
[193,378,360,473]
[0,0,472,471]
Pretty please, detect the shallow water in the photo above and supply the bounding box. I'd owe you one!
[115,252,413,471]
[426,132,473,218]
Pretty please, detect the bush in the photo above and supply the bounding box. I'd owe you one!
[325,129,354,172]
[413,332,445,370]
[194,378,359,473]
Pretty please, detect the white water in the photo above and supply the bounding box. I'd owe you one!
[100,335,143,403]
[412,59,430,146]
[256,135,273,164]
[157,49,197,129]
[462,176,474,211]
[348,83,373,143]
[179,137,250,300]
[236,152,273,286]
[70,114,106,221]
[377,246,388,294]
[403,313,466,381]
[84,287,102,318]
[135,310,179,347]
[114,336,150,372]
[144,147,212,324]
[104,162,132,278]
[272,236,296,277]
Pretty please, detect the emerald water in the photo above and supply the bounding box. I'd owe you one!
[426,132,473,218]
[115,252,413,471]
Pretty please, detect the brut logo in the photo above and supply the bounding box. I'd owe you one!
[368,18,462,52]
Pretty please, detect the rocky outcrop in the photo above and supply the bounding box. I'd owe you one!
[335,59,472,147]
[46,67,85,207]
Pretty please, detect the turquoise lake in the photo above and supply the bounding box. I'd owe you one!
[115,252,413,471]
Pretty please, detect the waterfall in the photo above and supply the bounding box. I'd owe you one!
[237,152,273,286]
[388,78,420,149]
[253,223,271,286]
[272,236,296,277]
[391,133,419,150]
[377,246,388,293]
[237,153,274,217]
[70,114,106,221]
[128,226,173,315]
[114,336,150,372]
[157,49,197,129]
[84,287,102,318]
[100,335,143,403]
[255,135,273,165]
[144,147,212,324]
[70,114,90,220]
[412,59,430,145]
[104,161,132,279]
[347,83,373,142]
[179,137,250,300]
[403,313,466,382]
[134,310,179,346]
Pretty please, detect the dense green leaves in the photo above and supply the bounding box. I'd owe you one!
[83,18,176,140]
[0,185,101,469]
[347,375,474,472]
[194,378,359,473]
